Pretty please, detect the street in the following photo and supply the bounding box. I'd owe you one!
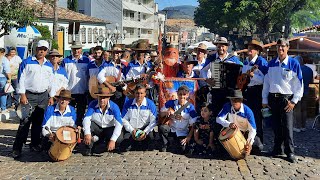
[0,118,319,180]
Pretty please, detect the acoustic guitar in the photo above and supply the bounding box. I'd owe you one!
[158,100,192,125]
[237,65,258,91]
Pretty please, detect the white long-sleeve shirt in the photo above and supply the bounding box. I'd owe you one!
[262,56,304,104]
[241,55,269,87]
[17,56,55,97]
[216,102,256,145]
[121,97,157,134]
[82,100,123,142]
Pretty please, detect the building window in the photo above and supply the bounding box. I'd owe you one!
[88,28,93,43]
[81,27,86,44]
[79,10,85,14]
[93,28,98,43]
[130,12,134,20]
[99,28,103,35]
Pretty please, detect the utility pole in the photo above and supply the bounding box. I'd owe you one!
[53,0,58,41]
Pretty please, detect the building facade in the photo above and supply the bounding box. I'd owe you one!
[78,0,160,45]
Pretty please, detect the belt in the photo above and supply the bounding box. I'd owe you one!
[247,85,263,89]
[26,90,47,94]
[269,93,292,98]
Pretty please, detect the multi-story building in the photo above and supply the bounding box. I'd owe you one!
[78,0,160,46]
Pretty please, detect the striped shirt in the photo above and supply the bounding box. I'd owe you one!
[262,56,303,104]
[83,100,123,141]
[42,104,77,137]
[122,97,157,134]
[17,56,55,97]
[62,55,90,94]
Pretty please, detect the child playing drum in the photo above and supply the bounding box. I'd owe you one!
[216,89,257,156]
[193,103,216,156]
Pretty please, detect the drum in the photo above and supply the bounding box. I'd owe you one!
[218,127,247,160]
[48,126,77,161]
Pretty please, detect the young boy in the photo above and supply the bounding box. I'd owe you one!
[158,85,198,153]
[216,89,257,155]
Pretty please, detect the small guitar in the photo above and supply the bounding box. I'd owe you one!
[158,100,193,125]
[237,65,258,91]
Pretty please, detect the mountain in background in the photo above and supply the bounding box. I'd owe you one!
[160,5,196,19]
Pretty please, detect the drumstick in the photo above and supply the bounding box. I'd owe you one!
[77,126,82,143]
[45,126,53,135]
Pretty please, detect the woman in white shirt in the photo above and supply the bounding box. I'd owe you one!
[6,47,22,108]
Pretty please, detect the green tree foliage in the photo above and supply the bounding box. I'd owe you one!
[195,0,320,43]
[35,25,59,50]
[0,0,37,38]
[67,0,78,12]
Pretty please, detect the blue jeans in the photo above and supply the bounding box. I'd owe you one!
[0,77,8,111]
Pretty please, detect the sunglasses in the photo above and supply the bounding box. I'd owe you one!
[38,47,48,51]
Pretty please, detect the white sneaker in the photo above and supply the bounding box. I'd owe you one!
[293,128,301,132]
[300,128,306,132]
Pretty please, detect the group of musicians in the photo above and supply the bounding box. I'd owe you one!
[10,36,303,164]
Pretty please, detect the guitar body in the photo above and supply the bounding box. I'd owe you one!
[123,82,137,99]
[158,108,175,125]
[237,74,249,91]
[237,65,258,91]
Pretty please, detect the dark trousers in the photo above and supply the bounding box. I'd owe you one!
[85,122,123,150]
[41,136,53,152]
[70,93,87,126]
[110,88,125,111]
[158,125,187,152]
[13,91,48,151]
[120,129,154,151]
[211,88,229,117]
[244,85,264,144]
[269,93,294,155]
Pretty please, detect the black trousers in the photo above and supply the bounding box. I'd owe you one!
[158,125,187,152]
[85,121,123,150]
[70,93,87,126]
[110,88,125,111]
[13,91,48,151]
[268,93,294,155]
[120,129,154,151]
[243,85,264,144]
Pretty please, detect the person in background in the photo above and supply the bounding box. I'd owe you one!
[6,47,22,108]
[177,55,199,78]
[61,41,90,126]
[0,48,11,113]
[293,55,313,132]
[48,49,68,96]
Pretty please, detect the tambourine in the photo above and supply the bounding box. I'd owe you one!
[16,103,34,120]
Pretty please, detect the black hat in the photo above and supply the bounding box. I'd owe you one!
[227,89,244,99]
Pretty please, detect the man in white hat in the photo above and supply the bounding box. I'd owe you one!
[13,40,56,158]
[61,41,90,126]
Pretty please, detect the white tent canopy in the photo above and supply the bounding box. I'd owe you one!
[187,41,217,50]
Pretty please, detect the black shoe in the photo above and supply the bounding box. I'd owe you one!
[287,153,296,163]
[30,144,42,152]
[160,145,167,152]
[12,150,21,159]
[83,149,92,156]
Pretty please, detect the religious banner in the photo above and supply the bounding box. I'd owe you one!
[158,78,199,109]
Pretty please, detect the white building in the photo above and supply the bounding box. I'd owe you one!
[78,0,160,45]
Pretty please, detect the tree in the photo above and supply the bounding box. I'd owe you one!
[67,0,78,12]
[0,0,37,38]
[35,25,59,50]
[194,0,319,44]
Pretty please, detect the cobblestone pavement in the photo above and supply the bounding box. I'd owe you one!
[0,118,319,180]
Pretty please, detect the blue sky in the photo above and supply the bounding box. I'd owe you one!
[155,0,199,10]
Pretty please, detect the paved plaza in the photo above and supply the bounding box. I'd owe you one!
[0,117,319,180]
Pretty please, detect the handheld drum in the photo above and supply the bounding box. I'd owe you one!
[219,127,247,160]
